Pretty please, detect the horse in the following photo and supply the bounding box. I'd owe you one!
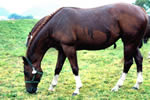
[22,3,148,96]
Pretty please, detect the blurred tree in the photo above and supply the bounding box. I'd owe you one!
[8,13,33,19]
[8,13,22,19]
[24,15,33,19]
[134,0,150,10]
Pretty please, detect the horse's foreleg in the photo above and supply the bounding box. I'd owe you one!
[111,72,127,91]
[62,45,82,96]
[48,50,66,91]
[112,45,134,91]
[133,49,143,89]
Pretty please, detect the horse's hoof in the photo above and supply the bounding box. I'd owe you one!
[48,89,54,92]
[132,87,138,90]
[72,93,78,96]
[48,88,55,92]
[111,87,119,92]
[111,89,117,92]
[48,85,56,91]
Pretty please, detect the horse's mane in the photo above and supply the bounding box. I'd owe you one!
[28,7,63,47]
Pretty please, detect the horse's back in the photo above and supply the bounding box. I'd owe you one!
[50,3,148,50]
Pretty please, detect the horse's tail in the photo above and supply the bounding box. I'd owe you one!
[138,7,150,44]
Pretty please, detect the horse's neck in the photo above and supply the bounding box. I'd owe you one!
[27,49,43,65]
[27,15,52,65]
[27,32,50,65]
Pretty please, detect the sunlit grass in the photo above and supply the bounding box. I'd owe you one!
[0,19,150,99]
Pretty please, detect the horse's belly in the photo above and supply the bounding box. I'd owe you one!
[75,30,113,50]
[75,39,115,50]
[76,43,109,50]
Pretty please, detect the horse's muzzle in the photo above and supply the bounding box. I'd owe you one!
[27,87,37,94]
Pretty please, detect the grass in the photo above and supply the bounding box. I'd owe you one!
[0,19,150,100]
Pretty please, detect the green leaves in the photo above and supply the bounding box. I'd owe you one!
[134,0,150,10]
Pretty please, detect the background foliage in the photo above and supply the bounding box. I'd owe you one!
[8,13,33,19]
[134,0,150,14]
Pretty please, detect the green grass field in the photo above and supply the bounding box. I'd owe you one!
[0,19,150,100]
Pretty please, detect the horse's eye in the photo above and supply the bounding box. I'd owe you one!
[24,71,29,77]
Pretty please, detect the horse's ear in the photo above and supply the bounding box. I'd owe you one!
[22,56,28,65]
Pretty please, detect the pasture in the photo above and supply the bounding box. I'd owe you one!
[0,19,150,99]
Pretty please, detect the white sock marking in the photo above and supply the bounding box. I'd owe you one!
[112,73,127,91]
[148,52,150,59]
[48,75,59,91]
[73,75,82,94]
[133,72,143,89]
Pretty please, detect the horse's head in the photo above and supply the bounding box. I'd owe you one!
[22,56,43,93]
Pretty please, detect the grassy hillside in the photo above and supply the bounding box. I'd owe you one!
[0,19,150,99]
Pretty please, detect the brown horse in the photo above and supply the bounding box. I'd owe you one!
[22,3,148,95]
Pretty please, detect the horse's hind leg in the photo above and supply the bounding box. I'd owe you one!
[62,45,82,96]
[48,50,66,91]
[133,48,143,89]
[112,44,135,91]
